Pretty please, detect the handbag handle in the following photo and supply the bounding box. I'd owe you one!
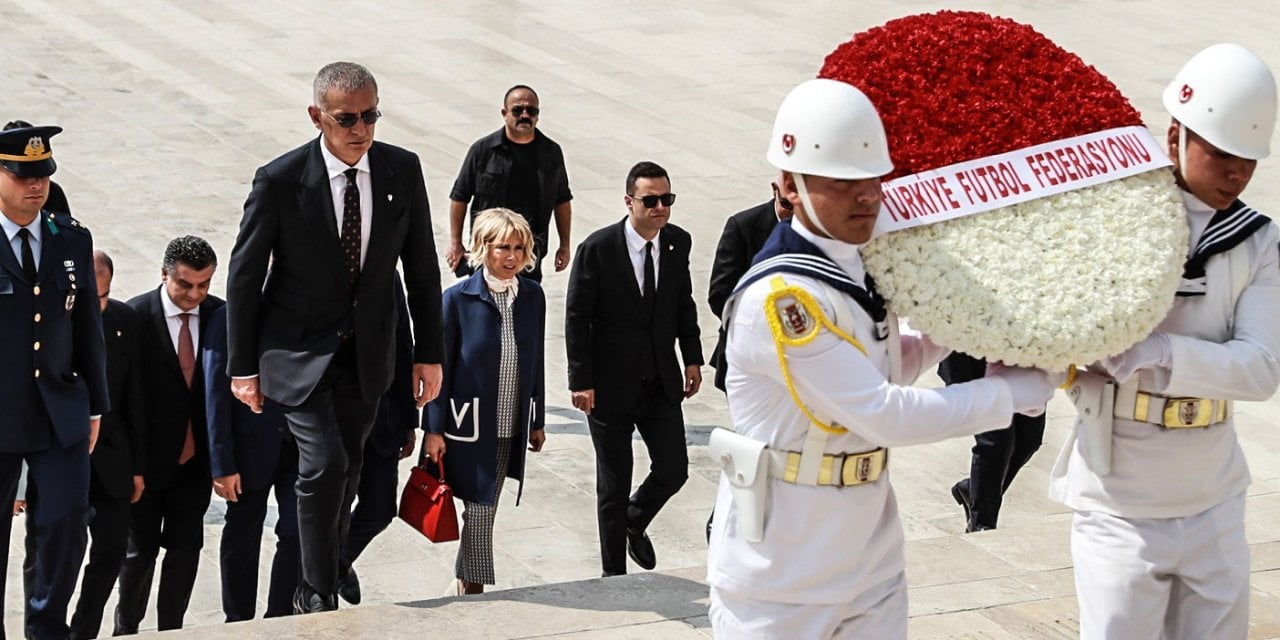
[417,433,446,483]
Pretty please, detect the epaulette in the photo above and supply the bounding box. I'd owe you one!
[44,210,90,236]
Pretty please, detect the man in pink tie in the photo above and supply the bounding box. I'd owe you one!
[114,236,222,634]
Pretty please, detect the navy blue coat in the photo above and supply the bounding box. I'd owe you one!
[203,305,290,492]
[424,270,544,505]
[0,210,108,452]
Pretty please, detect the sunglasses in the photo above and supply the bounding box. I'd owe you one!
[509,105,540,117]
[323,108,381,128]
[630,193,677,208]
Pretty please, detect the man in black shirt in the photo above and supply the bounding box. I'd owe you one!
[447,85,573,282]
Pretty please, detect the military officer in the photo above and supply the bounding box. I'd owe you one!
[0,124,109,640]
[705,80,1057,639]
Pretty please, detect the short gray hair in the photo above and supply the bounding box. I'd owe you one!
[313,62,378,107]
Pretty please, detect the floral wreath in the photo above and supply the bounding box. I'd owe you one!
[819,11,1188,369]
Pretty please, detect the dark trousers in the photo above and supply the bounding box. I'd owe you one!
[219,442,301,622]
[283,352,379,595]
[939,352,1046,529]
[113,460,212,634]
[339,449,399,567]
[0,441,90,640]
[587,381,688,575]
[66,474,131,639]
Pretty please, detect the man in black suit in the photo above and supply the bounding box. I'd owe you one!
[226,61,444,613]
[65,250,147,639]
[114,236,223,634]
[0,124,108,640]
[707,183,793,392]
[337,276,416,605]
[566,161,703,577]
[204,304,300,621]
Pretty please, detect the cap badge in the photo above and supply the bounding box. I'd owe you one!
[25,137,46,158]
[781,133,796,155]
[1179,84,1194,104]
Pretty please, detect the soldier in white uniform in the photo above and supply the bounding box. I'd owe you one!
[706,79,1059,639]
[1051,43,1280,639]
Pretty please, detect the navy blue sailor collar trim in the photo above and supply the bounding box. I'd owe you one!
[733,218,888,329]
[1178,198,1271,296]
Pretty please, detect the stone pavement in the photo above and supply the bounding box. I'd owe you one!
[3,0,1280,637]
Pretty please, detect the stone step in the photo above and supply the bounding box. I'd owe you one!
[134,567,712,639]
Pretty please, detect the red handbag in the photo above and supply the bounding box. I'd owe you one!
[398,456,460,543]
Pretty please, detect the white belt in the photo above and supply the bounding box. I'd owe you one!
[766,448,887,487]
[1113,383,1230,429]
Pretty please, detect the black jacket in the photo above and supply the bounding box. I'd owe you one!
[127,288,223,489]
[226,137,444,405]
[565,219,702,412]
[707,200,778,391]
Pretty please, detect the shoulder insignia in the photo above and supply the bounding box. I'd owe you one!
[51,213,88,233]
[776,296,812,339]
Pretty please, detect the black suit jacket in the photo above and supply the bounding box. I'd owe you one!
[565,219,702,412]
[707,200,778,391]
[127,288,223,490]
[92,299,147,499]
[226,138,444,405]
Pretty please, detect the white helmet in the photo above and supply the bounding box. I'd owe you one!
[1163,43,1277,160]
[767,78,893,179]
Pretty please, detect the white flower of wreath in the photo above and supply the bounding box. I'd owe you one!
[863,169,1188,369]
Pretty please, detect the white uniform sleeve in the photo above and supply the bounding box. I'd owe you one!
[734,285,1016,447]
[1157,227,1280,400]
[898,322,951,384]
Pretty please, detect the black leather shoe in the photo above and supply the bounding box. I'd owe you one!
[293,584,337,614]
[626,528,657,570]
[950,480,973,526]
[337,562,361,605]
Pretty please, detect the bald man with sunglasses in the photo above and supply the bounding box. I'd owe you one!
[447,85,574,282]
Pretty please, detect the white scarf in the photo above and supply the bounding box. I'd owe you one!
[483,268,519,304]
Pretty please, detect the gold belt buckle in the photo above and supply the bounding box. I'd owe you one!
[1162,398,1215,428]
[840,449,886,486]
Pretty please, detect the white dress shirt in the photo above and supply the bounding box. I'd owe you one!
[158,284,200,356]
[319,137,372,266]
[0,213,42,270]
[623,219,660,294]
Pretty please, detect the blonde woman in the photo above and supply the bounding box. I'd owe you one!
[424,208,546,594]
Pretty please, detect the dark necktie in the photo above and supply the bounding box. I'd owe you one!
[642,241,655,303]
[340,168,362,284]
[17,228,36,282]
[177,313,196,465]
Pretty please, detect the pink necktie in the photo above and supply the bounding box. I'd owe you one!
[178,313,195,465]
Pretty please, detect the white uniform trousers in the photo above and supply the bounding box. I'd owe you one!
[710,571,907,640]
[1071,491,1248,640]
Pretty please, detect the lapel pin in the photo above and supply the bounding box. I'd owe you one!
[387,194,393,202]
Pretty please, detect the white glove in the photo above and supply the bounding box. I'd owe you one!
[1098,333,1172,384]
[985,363,1057,416]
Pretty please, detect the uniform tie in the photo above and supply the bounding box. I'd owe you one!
[17,228,36,282]
[178,312,196,465]
[340,168,362,285]
[642,241,655,304]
